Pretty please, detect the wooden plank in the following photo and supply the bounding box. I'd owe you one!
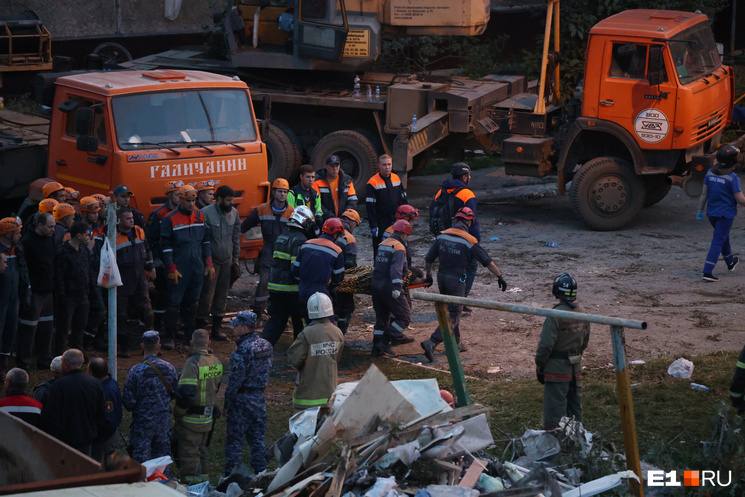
[459,459,487,488]
[326,443,352,497]
[0,110,49,126]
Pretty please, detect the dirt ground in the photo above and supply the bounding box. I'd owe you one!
[113,165,745,381]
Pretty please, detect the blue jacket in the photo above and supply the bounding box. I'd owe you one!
[291,233,345,302]
[101,376,123,439]
[160,207,211,269]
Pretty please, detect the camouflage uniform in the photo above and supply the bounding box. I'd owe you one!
[122,354,178,464]
[223,332,273,474]
[173,348,223,483]
[534,301,590,429]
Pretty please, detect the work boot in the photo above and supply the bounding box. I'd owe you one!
[421,339,436,363]
[390,334,415,345]
[211,330,228,342]
[457,341,468,353]
[161,333,175,351]
[371,338,395,357]
[462,306,473,314]
[728,256,739,272]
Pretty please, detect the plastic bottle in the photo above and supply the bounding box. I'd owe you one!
[353,75,361,100]
[375,86,380,102]
[690,383,709,392]
[545,242,559,247]
[411,114,417,132]
[366,85,372,102]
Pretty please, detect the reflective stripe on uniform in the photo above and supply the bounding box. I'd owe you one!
[293,397,329,406]
[737,361,745,369]
[438,234,474,248]
[268,282,299,292]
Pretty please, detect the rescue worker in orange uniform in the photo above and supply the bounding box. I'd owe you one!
[313,155,358,221]
[194,180,216,210]
[52,203,75,248]
[365,154,407,255]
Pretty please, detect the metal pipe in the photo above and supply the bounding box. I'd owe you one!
[411,291,647,330]
[435,302,470,406]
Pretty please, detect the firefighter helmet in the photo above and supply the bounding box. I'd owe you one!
[552,272,578,302]
[454,207,475,222]
[392,219,412,235]
[288,205,315,232]
[307,292,334,319]
[321,217,344,235]
[717,144,740,167]
[396,204,419,220]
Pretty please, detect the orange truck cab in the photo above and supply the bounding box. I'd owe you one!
[45,69,269,259]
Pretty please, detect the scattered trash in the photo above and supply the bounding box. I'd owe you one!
[545,242,559,247]
[668,357,694,378]
[187,481,210,497]
[506,287,522,293]
[520,429,561,462]
[489,237,500,241]
[690,383,709,392]
[141,455,173,479]
[487,366,502,374]
[630,360,646,365]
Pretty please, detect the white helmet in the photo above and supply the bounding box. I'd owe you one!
[307,292,334,319]
[289,205,315,231]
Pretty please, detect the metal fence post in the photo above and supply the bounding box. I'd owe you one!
[434,301,470,406]
[107,202,117,381]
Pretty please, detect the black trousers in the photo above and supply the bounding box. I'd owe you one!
[261,292,304,345]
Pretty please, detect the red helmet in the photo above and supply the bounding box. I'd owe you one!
[454,207,475,222]
[392,219,412,235]
[396,204,419,220]
[322,217,344,235]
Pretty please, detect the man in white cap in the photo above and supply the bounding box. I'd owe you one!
[33,355,63,405]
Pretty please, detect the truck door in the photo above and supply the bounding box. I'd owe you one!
[295,0,348,62]
[597,41,677,149]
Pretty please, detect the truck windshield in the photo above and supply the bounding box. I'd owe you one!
[112,89,257,149]
[668,22,721,85]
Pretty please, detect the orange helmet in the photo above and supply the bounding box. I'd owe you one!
[454,207,475,222]
[42,181,65,199]
[321,217,344,235]
[38,198,59,214]
[52,202,75,221]
[396,204,419,220]
[392,219,412,235]
[341,209,360,226]
[91,193,110,206]
[0,217,22,235]
[80,196,101,212]
[64,187,80,201]
[272,178,290,190]
[195,179,216,192]
[164,180,185,195]
[178,184,198,199]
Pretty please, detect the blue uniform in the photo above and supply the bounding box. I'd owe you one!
[702,170,741,275]
[224,332,273,474]
[291,234,345,304]
[122,355,178,464]
[372,236,410,342]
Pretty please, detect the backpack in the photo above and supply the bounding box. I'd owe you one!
[429,187,464,235]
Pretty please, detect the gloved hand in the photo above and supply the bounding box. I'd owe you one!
[392,290,401,299]
[696,211,705,222]
[497,275,507,292]
[536,365,545,385]
[204,257,215,279]
[231,262,241,281]
[167,264,182,285]
[370,227,379,237]
[424,275,434,287]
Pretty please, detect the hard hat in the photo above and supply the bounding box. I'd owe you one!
[195,179,216,192]
[38,198,59,214]
[454,207,475,222]
[91,193,110,206]
[80,196,101,212]
[307,292,334,319]
[341,209,360,226]
[0,217,22,235]
[451,162,471,178]
[552,272,578,302]
[272,178,290,190]
[164,180,185,194]
[64,187,80,201]
[42,181,65,198]
[717,144,740,167]
[178,184,198,199]
[392,219,412,235]
[52,202,75,220]
[439,389,455,408]
[395,204,419,220]
[322,217,344,235]
[288,205,315,232]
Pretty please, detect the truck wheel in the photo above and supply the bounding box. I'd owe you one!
[310,130,378,192]
[642,175,672,207]
[570,157,646,231]
[93,42,133,66]
[265,123,301,181]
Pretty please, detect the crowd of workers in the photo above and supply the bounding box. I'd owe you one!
[0,149,744,480]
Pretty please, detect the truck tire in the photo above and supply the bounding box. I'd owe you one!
[265,123,301,182]
[310,130,378,193]
[570,157,646,231]
[93,42,133,66]
[273,121,303,164]
[642,175,672,207]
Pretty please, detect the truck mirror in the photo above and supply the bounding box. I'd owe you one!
[76,107,94,136]
[647,45,666,86]
[58,99,79,114]
[77,135,99,153]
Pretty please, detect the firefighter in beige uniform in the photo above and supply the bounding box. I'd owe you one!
[287,292,344,410]
[534,273,590,430]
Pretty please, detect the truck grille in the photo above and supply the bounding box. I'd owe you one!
[691,105,727,145]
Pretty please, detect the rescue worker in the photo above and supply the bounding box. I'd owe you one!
[534,273,591,430]
[92,194,110,228]
[366,154,408,255]
[288,293,344,410]
[291,217,345,318]
[64,187,81,214]
[313,154,358,221]
[288,164,323,230]
[79,196,102,230]
[334,209,360,334]
[223,311,273,475]
[16,212,56,371]
[173,329,223,483]
[384,204,424,285]
[146,180,184,332]
[112,184,146,228]
[53,221,99,354]
[371,220,412,356]
[89,357,123,462]
[263,206,316,345]
[160,185,214,350]
[122,331,178,466]
[240,178,294,319]
[23,198,57,235]
[52,202,75,247]
[0,217,27,372]
[116,207,156,357]
[420,207,507,362]
[431,162,480,302]
[730,344,745,414]
[42,181,67,203]
[197,185,241,341]
[697,145,745,281]
[86,196,108,351]
[194,180,216,210]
